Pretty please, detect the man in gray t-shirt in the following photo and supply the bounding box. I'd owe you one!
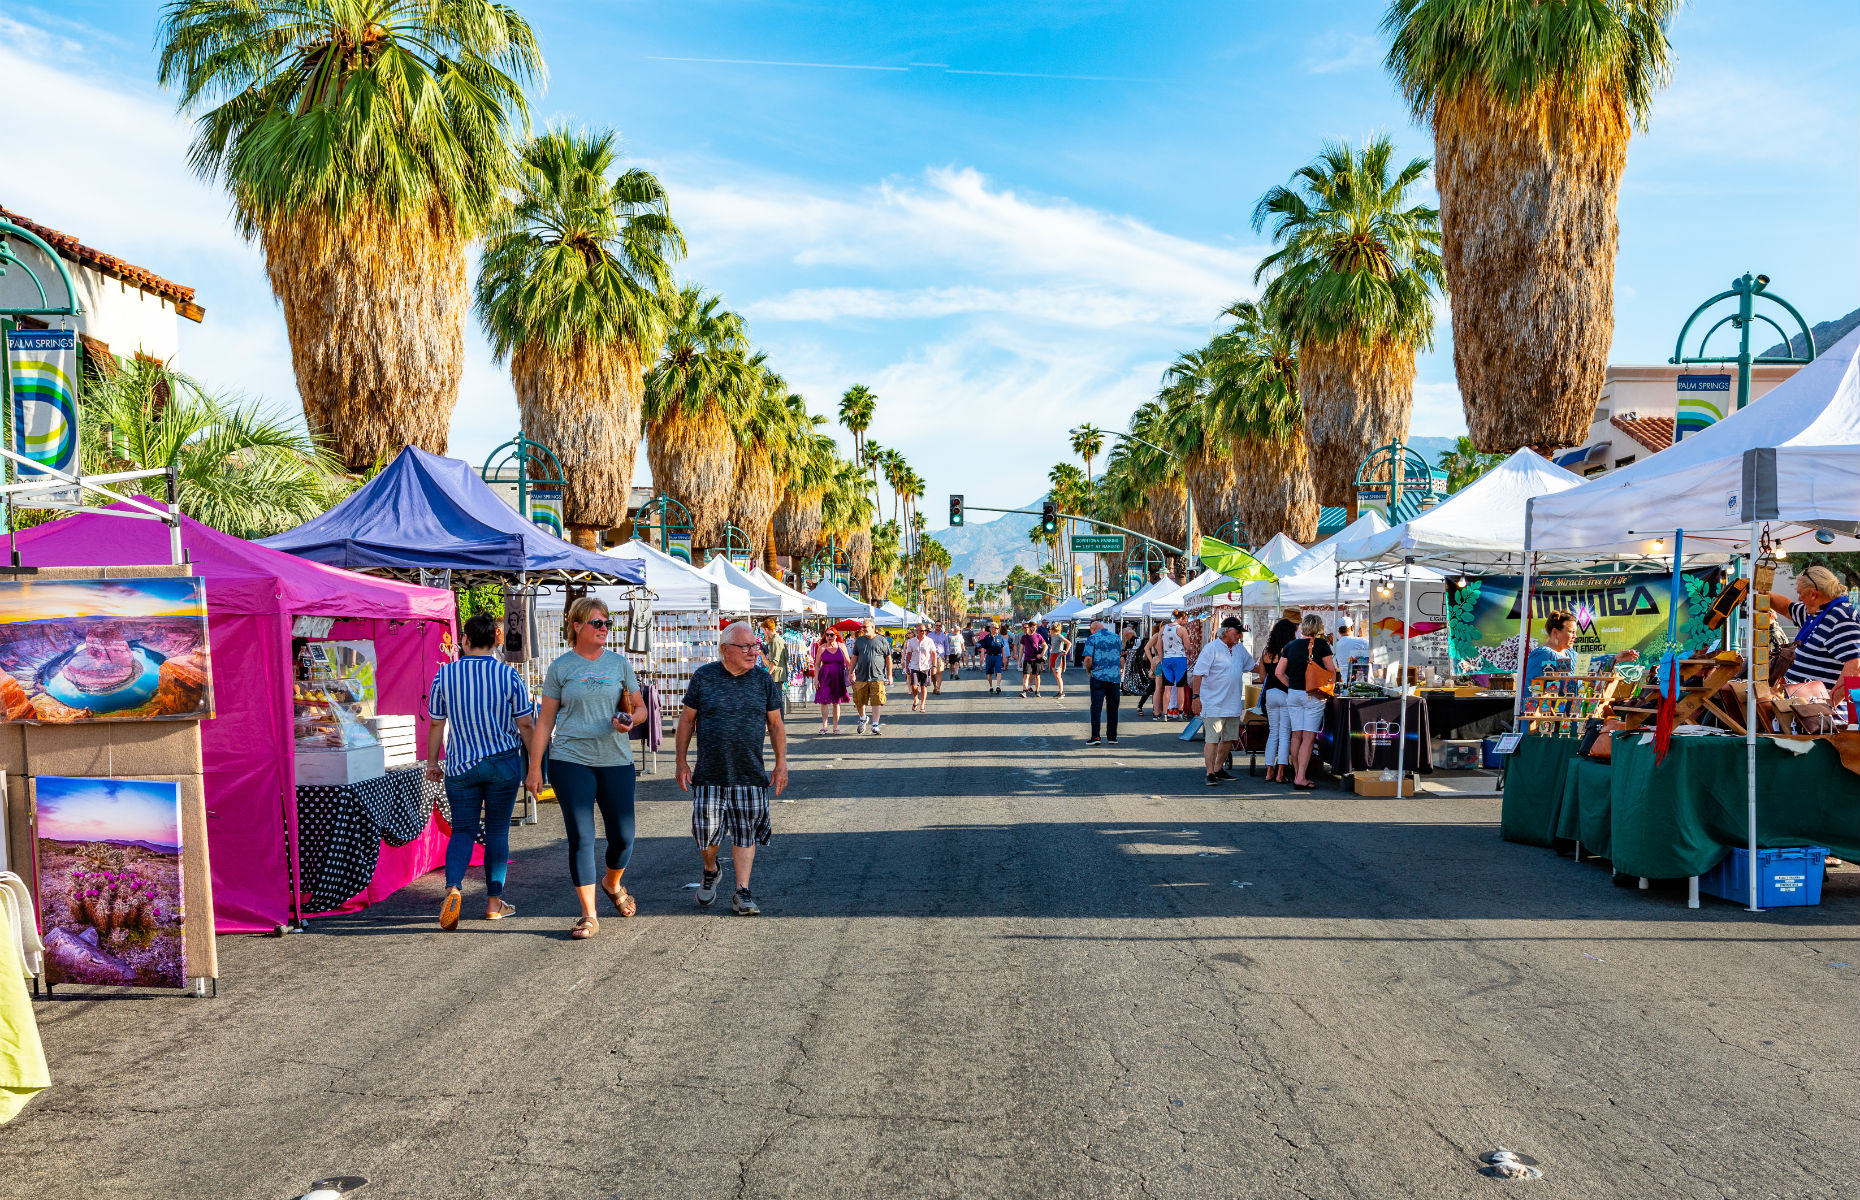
[849,619,894,734]
[677,621,788,916]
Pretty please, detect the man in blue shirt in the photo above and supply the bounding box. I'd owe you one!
[1080,617,1127,745]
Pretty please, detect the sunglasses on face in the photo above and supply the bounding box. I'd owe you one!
[583,619,611,630]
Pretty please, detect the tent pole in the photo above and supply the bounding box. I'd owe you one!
[1514,504,1537,729]
[1396,556,1413,788]
[1745,519,1761,912]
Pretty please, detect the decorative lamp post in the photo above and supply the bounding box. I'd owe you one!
[1671,273,1816,415]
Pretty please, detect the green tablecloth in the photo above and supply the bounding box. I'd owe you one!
[1500,735,1586,848]
[1553,758,1615,861]
[1609,734,1860,878]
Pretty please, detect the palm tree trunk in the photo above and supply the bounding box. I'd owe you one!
[1435,87,1626,453]
[1298,336,1417,508]
[773,490,825,559]
[730,446,780,572]
[1233,431,1320,544]
[511,337,642,548]
[262,201,466,471]
[645,403,739,549]
[1185,447,1243,545]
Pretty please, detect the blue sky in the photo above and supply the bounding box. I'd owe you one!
[3,2,1855,532]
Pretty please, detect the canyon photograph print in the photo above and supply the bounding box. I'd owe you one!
[0,578,212,722]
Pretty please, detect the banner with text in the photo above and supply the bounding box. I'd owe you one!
[1676,373,1732,442]
[5,328,80,504]
[1446,568,1724,676]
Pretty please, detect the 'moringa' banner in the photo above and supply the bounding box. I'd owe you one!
[1447,568,1724,676]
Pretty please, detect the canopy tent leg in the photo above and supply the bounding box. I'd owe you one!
[1395,557,1413,790]
[1512,515,1536,729]
[1745,519,1762,912]
[1688,876,1700,909]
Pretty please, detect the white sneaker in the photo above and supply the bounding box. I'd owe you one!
[871,721,883,734]
[857,715,869,733]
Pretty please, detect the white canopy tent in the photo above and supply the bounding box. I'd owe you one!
[1253,533,1306,571]
[1109,576,1180,620]
[1041,596,1090,622]
[747,566,827,616]
[1075,598,1116,620]
[1144,572,1216,618]
[698,555,801,615]
[601,539,749,612]
[807,578,877,622]
[1523,328,1860,911]
[1348,449,1587,567]
[877,600,928,629]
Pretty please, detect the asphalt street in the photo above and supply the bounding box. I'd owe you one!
[8,671,1859,1199]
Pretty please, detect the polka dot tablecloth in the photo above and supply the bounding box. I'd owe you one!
[297,766,442,913]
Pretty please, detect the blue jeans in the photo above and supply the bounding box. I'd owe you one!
[550,760,637,888]
[443,749,522,896]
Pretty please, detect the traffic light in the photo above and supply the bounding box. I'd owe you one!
[949,494,964,526]
[1040,499,1058,533]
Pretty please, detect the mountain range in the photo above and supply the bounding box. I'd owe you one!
[933,435,1459,583]
[1760,304,1860,360]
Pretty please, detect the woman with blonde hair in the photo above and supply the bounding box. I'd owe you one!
[526,596,649,939]
[1275,613,1336,790]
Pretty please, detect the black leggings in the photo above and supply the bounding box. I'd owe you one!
[550,761,637,887]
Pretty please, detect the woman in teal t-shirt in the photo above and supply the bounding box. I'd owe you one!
[527,596,648,939]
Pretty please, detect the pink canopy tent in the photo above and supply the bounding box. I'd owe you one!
[13,505,457,933]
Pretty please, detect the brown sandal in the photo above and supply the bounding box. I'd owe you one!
[570,915,599,939]
[484,899,516,920]
[604,885,638,918]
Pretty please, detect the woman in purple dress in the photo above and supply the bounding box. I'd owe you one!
[813,629,852,733]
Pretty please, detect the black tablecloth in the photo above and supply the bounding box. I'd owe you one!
[1321,695,1432,775]
[1423,693,1516,738]
[298,766,442,913]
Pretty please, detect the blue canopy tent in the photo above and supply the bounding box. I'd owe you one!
[260,447,643,585]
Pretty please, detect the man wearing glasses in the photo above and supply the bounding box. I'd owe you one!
[676,621,789,915]
[849,618,894,734]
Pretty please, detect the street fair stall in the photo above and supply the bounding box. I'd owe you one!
[701,556,821,617]
[749,567,828,617]
[1253,533,1306,572]
[1508,327,1860,909]
[808,578,877,623]
[17,508,454,934]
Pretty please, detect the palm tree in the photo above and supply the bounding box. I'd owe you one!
[1209,299,1320,542]
[1157,347,1244,555]
[1123,401,1194,580]
[1436,435,1506,492]
[819,458,876,588]
[158,1,543,471]
[729,362,795,570]
[1048,462,1086,592]
[869,520,902,603]
[1070,423,1104,488]
[73,358,349,538]
[476,128,683,548]
[1385,0,1677,452]
[643,286,752,548]
[839,384,876,471]
[1252,137,1444,510]
[773,429,838,563]
[879,449,907,527]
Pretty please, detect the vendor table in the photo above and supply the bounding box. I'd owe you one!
[1608,734,1860,879]
[1554,758,1615,862]
[298,766,443,914]
[1499,735,1586,848]
[1424,692,1516,738]
[1322,695,1431,776]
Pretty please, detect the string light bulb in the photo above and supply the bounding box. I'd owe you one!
[1775,547,1788,560]
[1651,537,1666,552]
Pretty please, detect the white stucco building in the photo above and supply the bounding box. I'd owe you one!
[0,205,203,366]
[1553,362,1802,477]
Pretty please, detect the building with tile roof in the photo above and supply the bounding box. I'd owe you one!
[0,204,203,369]
[1553,362,1803,478]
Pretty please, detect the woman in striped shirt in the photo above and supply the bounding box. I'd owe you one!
[1768,564,1860,701]
[427,613,536,931]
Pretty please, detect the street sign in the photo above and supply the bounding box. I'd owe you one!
[1071,534,1125,553]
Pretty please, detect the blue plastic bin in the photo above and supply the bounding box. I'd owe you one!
[1698,846,1828,907]
[1482,736,1506,769]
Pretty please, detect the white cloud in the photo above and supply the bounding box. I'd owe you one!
[1305,31,1385,75]
[1408,379,1466,439]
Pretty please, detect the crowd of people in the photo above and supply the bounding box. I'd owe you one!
[418,594,1382,937]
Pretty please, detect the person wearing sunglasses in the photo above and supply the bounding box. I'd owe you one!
[527,596,648,939]
[677,621,788,915]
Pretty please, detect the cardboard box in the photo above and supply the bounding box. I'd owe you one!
[295,744,386,786]
[1352,774,1416,797]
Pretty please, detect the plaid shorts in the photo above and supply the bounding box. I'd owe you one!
[691,784,772,848]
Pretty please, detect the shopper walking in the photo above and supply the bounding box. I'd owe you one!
[811,629,851,733]
[1018,621,1048,697]
[1191,617,1255,786]
[1079,617,1125,745]
[1046,624,1072,699]
[979,623,1007,694]
[1276,614,1337,790]
[903,623,940,712]
[1149,611,1192,719]
[427,613,535,930]
[850,618,894,733]
[1255,617,1299,784]
[928,622,950,695]
[676,621,788,916]
[526,597,649,939]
